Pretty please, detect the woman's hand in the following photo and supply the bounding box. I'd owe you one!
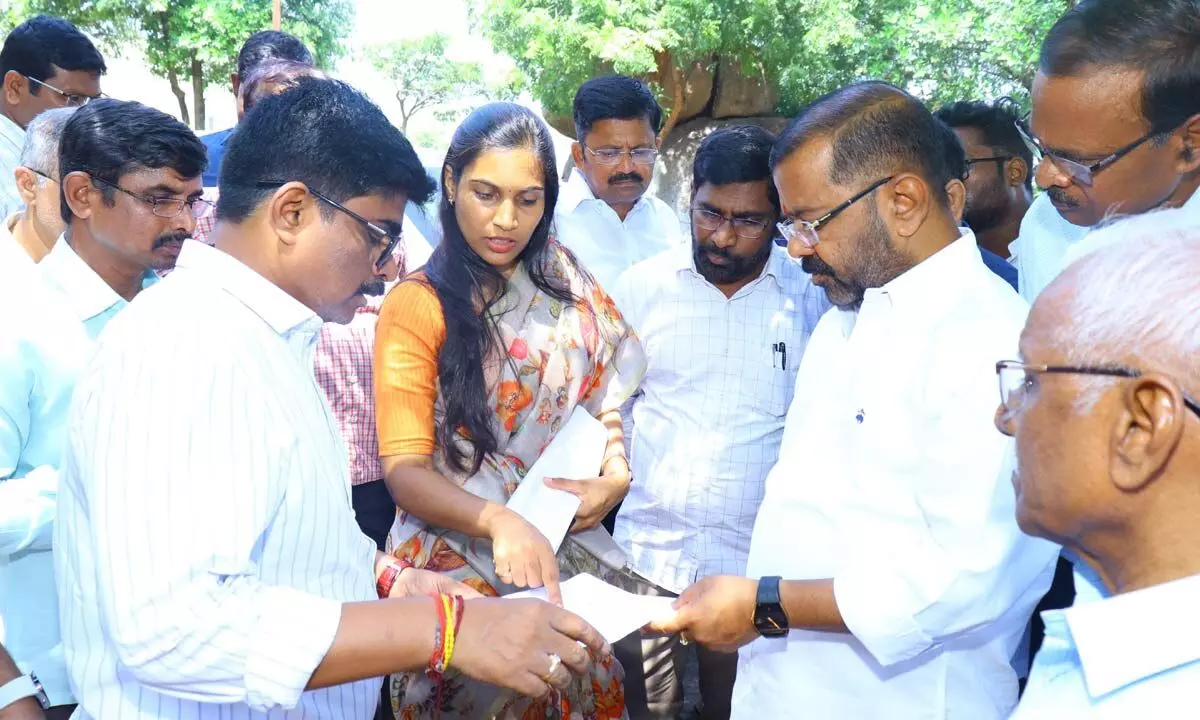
[484,506,562,605]
[544,456,631,533]
[390,568,484,599]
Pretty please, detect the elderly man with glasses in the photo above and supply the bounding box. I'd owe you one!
[651,82,1059,720]
[0,98,205,720]
[607,125,830,720]
[1,106,74,268]
[0,15,106,218]
[1008,0,1200,304]
[996,210,1200,718]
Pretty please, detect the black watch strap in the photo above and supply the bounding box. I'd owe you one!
[753,575,789,637]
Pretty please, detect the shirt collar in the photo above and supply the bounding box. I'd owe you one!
[839,230,982,336]
[559,169,652,218]
[0,112,23,153]
[1053,572,1200,699]
[39,235,158,323]
[676,241,788,292]
[172,240,320,337]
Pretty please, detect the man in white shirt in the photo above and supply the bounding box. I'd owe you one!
[609,125,829,720]
[1009,0,1200,303]
[997,211,1200,718]
[1,98,208,720]
[2,107,73,267]
[54,77,609,720]
[0,15,105,217]
[652,82,1059,719]
[555,75,683,294]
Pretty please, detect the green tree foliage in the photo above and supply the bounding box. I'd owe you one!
[365,32,502,134]
[24,0,352,130]
[475,0,1073,132]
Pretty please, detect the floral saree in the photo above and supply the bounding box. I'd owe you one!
[382,243,646,719]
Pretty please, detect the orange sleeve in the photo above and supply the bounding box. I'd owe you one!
[374,276,446,457]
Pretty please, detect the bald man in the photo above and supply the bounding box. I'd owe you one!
[996,210,1200,717]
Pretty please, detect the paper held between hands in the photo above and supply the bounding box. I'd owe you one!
[505,573,677,643]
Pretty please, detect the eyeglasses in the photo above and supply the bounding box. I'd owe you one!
[584,146,658,166]
[965,155,1013,177]
[25,76,102,107]
[692,206,771,239]
[996,360,1200,418]
[256,181,402,271]
[24,167,56,184]
[1015,117,1163,187]
[91,176,213,219]
[777,176,893,250]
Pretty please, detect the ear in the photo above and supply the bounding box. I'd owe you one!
[944,179,966,225]
[266,181,317,249]
[1110,372,1186,493]
[442,165,455,204]
[230,72,240,95]
[3,70,26,106]
[655,135,663,150]
[1007,157,1031,189]
[570,141,585,168]
[61,171,99,221]
[1175,113,1200,173]
[14,166,38,204]
[885,174,931,239]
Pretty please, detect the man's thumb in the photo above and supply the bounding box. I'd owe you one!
[543,476,584,495]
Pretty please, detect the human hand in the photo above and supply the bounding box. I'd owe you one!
[452,597,609,698]
[647,575,758,652]
[485,507,562,605]
[390,568,484,599]
[544,456,630,533]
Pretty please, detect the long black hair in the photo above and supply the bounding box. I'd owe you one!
[424,102,581,474]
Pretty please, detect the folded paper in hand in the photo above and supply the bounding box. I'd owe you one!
[505,407,608,553]
[506,573,677,643]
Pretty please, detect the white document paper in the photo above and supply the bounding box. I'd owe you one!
[506,573,677,643]
[506,406,608,553]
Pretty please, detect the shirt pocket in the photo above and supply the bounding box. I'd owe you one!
[749,361,794,418]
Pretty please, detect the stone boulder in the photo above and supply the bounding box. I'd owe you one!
[711,58,779,119]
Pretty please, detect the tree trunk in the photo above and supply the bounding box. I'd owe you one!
[396,92,410,134]
[167,66,190,127]
[191,54,205,131]
[654,50,685,139]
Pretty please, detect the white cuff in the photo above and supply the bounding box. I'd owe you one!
[834,567,933,668]
[244,586,342,711]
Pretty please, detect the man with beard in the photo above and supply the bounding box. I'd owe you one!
[608,125,830,720]
[556,75,684,295]
[934,99,1032,262]
[1008,0,1200,303]
[0,98,206,719]
[651,82,1059,719]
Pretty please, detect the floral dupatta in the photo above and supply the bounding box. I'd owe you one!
[390,242,646,591]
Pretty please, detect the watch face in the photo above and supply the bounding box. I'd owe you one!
[30,673,50,710]
[754,605,789,637]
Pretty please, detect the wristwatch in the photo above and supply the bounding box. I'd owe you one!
[753,576,790,638]
[0,672,50,711]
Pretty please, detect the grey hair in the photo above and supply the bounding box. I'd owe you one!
[1045,209,1200,411]
[19,107,77,182]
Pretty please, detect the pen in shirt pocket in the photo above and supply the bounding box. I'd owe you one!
[771,341,788,369]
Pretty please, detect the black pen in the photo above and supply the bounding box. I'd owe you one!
[779,341,787,370]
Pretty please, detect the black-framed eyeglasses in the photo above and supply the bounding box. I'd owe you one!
[692,205,772,239]
[965,155,1013,178]
[996,360,1200,418]
[91,176,212,219]
[25,75,102,107]
[1016,116,1165,187]
[256,181,402,271]
[777,176,893,250]
[583,145,659,166]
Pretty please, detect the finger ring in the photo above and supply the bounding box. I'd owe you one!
[547,653,562,676]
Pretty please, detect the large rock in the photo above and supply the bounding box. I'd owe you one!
[711,58,779,119]
[650,116,790,220]
[661,58,716,125]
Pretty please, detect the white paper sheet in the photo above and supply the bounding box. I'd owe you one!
[506,573,677,643]
[506,406,608,552]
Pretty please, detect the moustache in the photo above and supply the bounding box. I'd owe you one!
[608,172,644,186]
[357,278,386,297]
[1046,187,1080,209]
[801,253,837,277]
[153,232,190,249]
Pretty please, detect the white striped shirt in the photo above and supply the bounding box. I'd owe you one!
[611,244,830,592]
[55,240,380,719]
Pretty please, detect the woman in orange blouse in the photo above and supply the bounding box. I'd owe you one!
[374,103,645,718]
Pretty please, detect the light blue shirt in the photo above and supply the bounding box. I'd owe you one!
[1014,573,1200,719]
[0,237,155,705]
